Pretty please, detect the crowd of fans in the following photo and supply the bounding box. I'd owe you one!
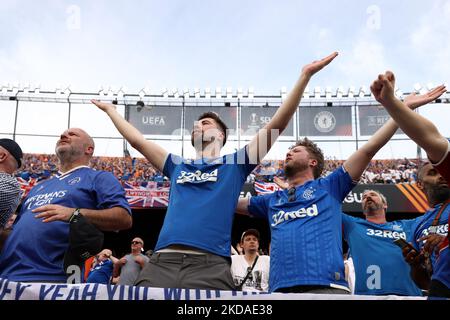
[16,153,420,186]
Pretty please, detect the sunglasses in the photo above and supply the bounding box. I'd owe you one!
[131,241,142,245]
[288,187,296,202]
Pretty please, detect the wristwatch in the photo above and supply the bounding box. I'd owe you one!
[69,208,82,223]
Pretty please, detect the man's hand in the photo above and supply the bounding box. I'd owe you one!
[370,71,396,106]
[401,244,425,266]
[134,255,146,268]
[91,99,116,113]
[32,204,75,223]
[301,52,338,78]
[404,85,447,110]
[420,233,446,256]
[119,257,128,265]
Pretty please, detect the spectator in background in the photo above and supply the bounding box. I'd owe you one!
[114,237,149,286]
[231,229,270,292]
[86,249,118,284]
[0,128,132,283]
[0,139,23,232]
[342,190,422,296]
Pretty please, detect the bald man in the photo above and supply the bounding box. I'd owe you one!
[0,128,132,283]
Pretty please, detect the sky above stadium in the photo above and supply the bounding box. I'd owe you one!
[1,0,450,158]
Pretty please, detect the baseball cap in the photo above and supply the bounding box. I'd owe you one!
[0,138,23,168]
[240,229,260,242]
[63,213,104,274]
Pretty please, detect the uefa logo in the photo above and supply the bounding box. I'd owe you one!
[313,111,336,133]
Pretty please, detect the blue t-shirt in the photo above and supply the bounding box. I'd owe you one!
[86,259,114,284]
[411,203,449,269]
[248,166,355,292]
[155,148,256,257]
[342,215,422,296]
[0,167,131,282]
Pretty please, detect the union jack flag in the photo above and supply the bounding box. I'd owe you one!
[123,181,170,208]
[16,177,38,199]
[253,180,281,195]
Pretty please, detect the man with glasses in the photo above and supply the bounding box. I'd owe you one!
[114,237,149,286]
[236,81,445,293]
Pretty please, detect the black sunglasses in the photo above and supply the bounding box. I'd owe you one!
[131,241,142,245]
[288,187,296,202]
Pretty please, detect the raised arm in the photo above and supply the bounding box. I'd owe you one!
[343,72,446,181]
[247,52,338,163]
[91,100,168,172]
[373,80,447,163]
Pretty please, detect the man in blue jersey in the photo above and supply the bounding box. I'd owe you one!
[86,249,118,284]
[92,52,339,290]
[364,70,449,298]
[236,74,445,293]
[342,189,422,296]
[0,128,132,283]
[402,162,449,298]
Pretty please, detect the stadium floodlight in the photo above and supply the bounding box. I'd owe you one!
[325,86,332,99]
[358,86,367,98]
[226,87,233,99]
[248,87,254,99]
[204,87,211,99]
[302,86,309,98]
[194,87,200,99]
[237,87,243,99]
[280,86,287,100]
[314,86,321,98]
[348,86,355,98]
[215,87,222,98]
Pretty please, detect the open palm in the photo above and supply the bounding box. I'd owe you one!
[404,85,446,110]
[302,52,338,77]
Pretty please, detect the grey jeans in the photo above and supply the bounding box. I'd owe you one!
[134,251,237,290]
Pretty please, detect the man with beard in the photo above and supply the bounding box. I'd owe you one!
[93,53,339,290]
[402,162,449,298]
[0,128,132,282]
[366,71,449,298]
[236,74,445,293]
[341,190,422,296]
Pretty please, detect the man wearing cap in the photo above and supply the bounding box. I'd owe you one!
[231,229,270,292]
[0,128,132,283]
[0,138,23,232]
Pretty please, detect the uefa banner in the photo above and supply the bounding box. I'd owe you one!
[298,106,352,136]
[127,105,182,135]
[358,105,403,136]
[241,106,294,137]
[358,106,403,136]
[184,106,237,135]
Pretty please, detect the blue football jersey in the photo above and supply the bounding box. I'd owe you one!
[342,215,422,296]
[248,166,355,292]
[0,167,131,282]
[411,203,449,268]
[432,234,449,290]
[86,259,114,284]
[155,147,256,257]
